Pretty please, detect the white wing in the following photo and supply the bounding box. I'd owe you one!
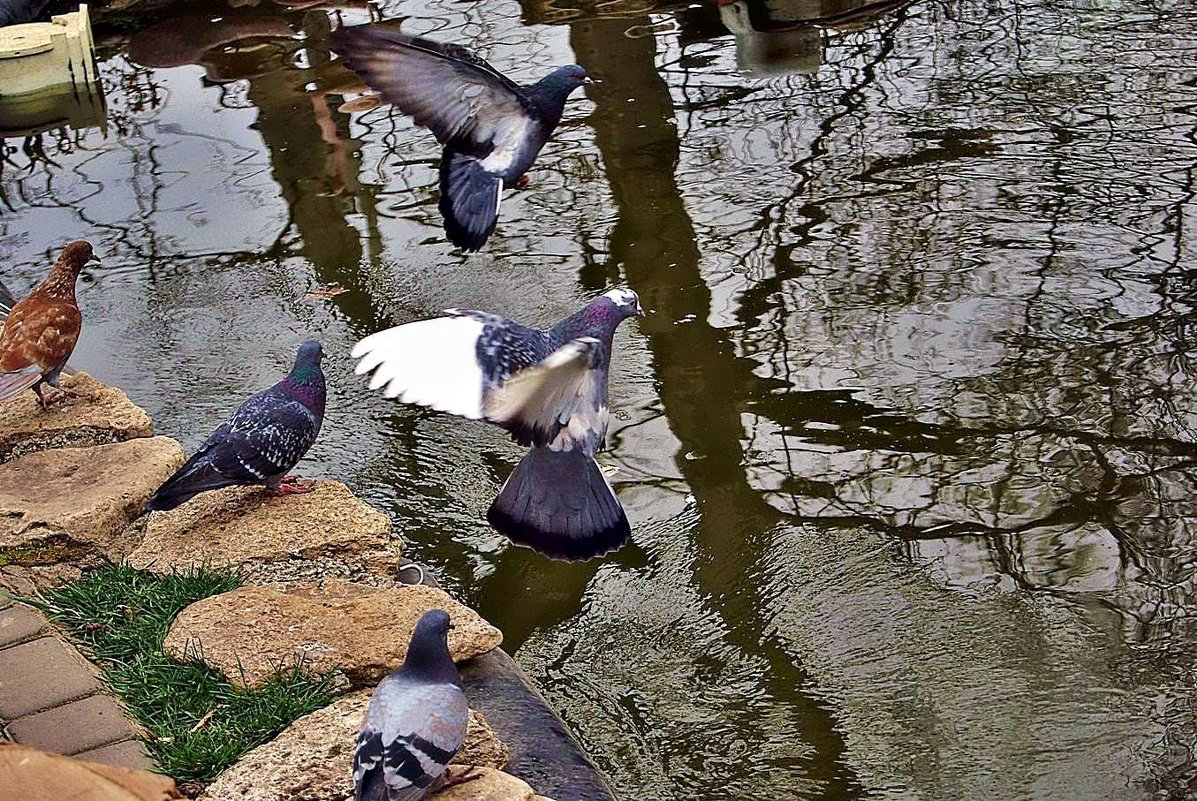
[351,315,485,418]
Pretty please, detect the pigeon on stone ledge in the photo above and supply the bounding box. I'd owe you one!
[353,609,469,801]
[352,288,643,560]
[146,340,326,512]
[0,241,99,409]
[330,24,593,252]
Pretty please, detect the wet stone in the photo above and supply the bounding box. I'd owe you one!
[128,481,403,586]
[163,580,503,689]
[0,372,154,464]
[198,692,508,801]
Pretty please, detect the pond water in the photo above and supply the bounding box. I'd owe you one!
[4,0,1197,797]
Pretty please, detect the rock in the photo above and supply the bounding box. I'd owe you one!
[0,373,154,464]
[0,741,179,801]
[0,438,185,580]
[436,767,555,801]
[198,692,508,801]
[164,580,503,688]
[127,482,402,585]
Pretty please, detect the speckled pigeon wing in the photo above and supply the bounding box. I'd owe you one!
[331,25,531,159]
[483,337,608,452]
[353,681,468,801]
[205,389,320,482]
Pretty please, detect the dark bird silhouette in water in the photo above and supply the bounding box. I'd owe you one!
[0,241,99,409]
[330,25,592,252]
[353,609,470,801]
[0,0,52,27]
[146,341,326,512]
[352,288,643,560]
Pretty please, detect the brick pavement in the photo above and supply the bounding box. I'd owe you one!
[0,596,155,771]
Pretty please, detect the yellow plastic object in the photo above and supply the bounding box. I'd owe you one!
[0,5,98,97]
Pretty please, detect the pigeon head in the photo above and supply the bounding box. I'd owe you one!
[282,340,326,410]
[402,609,461,686]
[42,241,100,298]
[556,287,644,342]
[529,65,593,114]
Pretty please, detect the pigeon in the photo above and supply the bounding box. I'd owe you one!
[353,609,468,801]
[330,25,593,252]
[146,341,326,512]
[0,0,52,27]
[352,288,644,560]
[0,241,99,409]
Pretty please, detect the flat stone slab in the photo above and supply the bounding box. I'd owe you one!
[0,437,185,575]
[0,636,102,719]
[0,601,48,648]
[0,741,178,801]
[0,372,154,464]
[128,481,403,585]
[7,693,140,756]
[199,691,508,801]
[76,739,158,773]
[164,580,503,688]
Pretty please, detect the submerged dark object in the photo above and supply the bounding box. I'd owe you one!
[352,288,644,559]
[330,24,592,251]
[0,0,51,27]
[146,341,326,511]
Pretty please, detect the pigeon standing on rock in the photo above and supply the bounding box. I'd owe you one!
[330,25,593,251]
[0,241,99,409]
[352,288,644,559]
[353,609,468,801]
[146,340,326,512]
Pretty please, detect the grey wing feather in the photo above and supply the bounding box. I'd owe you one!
[331,26,529,158]
[353,680,468,801]
[483,338,608,453]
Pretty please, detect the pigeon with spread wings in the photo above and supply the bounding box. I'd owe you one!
[352,288,643,560]
[330,24,592,252]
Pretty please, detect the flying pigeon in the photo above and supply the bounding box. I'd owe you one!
[146,341,326,512]
[352,288,643,560]
[330,24,593,252]
[353,609,468,801]
[0,241,99,409]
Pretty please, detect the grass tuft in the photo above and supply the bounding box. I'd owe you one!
[31,564,337,783]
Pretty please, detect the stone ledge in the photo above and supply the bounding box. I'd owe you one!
[0,372,154,464]
[0,741,178,800]
[0,437,185,590]
[128,481,403,586]
[198,691,509,801]
[163,580,503,689]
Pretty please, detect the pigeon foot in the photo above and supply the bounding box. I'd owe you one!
[34,384,80,409]
[273,475,315,495]
[442,767,485,789]
[514,174,532,189]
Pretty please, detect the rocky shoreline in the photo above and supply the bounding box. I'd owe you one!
[0,373,615,800]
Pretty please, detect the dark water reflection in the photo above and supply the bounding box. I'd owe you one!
[4,0,1197,797]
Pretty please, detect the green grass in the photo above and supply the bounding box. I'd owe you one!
[31,564,338,783]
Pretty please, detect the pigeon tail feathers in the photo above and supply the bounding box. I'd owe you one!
[144,458,238,512]
[439,148,503,251]
[0,366,45,403]
[487,446,630,560]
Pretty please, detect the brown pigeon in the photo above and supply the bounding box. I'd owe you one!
[0,241,99,409]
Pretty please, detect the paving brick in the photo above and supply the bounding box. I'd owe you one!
[0,603,47,648]
[0,637,100,718]
[0,593,13,610]
[75,738,157,772]
[7,694,136,755]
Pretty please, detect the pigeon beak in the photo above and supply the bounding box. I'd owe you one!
[583,76,598,85]
[89,256,103,267]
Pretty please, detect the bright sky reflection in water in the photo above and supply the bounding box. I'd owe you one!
[3,0,1197,798]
